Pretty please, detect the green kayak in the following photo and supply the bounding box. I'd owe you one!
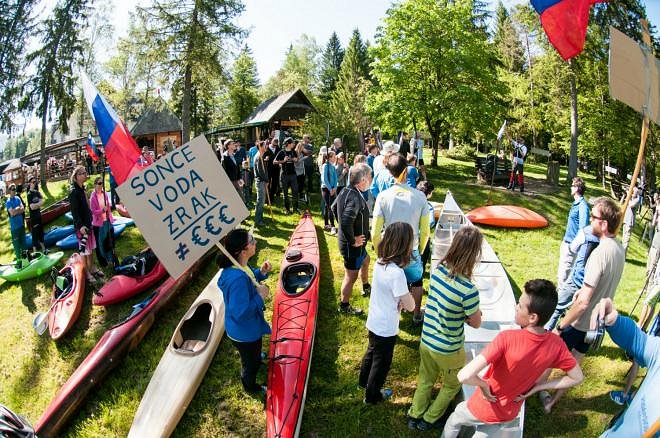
[0,252,65,282]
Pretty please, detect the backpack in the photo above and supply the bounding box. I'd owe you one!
[115,248,158,277]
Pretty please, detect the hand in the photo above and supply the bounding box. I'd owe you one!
[261,260,272,274]
[80,226,88,235]
[353,235,366,247]
[552,327,561,336]
[331,189,336,196]
[397,300,404,312]
[238,180,244,187]
[479,383,497,403]
[514,385,539,402]
[591,298,618,328]
[256,283,270,300]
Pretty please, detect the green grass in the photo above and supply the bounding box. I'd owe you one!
[0,158,649,437]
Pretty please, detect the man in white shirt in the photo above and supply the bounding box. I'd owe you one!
[506,136,527,193]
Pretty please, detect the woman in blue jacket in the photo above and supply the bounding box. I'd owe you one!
[217,228,272,394]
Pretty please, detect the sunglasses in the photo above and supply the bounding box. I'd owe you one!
[590,213,603,221]
[95,181,103,185]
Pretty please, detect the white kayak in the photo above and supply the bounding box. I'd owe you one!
[129,270,225,438]
[431,191,523,437]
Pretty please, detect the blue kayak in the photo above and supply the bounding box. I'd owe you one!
[56,223,128,250]
[25,225,75,248]
[65,212,134,227]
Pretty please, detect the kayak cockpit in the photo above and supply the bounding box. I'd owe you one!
[172,301,214,354]
[282,263,316,296]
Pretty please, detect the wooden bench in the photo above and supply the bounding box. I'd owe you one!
[475,155,511,184]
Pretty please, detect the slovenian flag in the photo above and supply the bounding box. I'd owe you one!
[531,0,606,60]
[86,132,99,161]
[81,72,144,185]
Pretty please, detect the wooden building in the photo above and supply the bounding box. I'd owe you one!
[131,104,183,157]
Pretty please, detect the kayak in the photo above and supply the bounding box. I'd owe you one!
[55,223,127,250]
[65,212,135,227]
[266,212,320,438]
[48,253,86,340]
[26,198,70,229]
[432,191,522,437]
[128,270,225,437]
[0,251,64,282]
[93,259,168,306]
[25,225,75,248]
[466,205,548,229]
[32,251,213,438]
[116,203,131,218]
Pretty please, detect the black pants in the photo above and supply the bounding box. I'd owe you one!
[231,337,263,392]
[359,331,397,403]
[322,188,335,227]
[280,173,299,211]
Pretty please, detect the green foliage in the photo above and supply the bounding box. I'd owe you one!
[261,35,320,99]
[440,143,477,161]
[228,45,260,124]
[318,32,344,98]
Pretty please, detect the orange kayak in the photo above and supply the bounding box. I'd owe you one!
[466,205,548,229]
[48,253,86,340]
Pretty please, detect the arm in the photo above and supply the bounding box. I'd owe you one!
[457,354,497,402]
[555,283,594,330]
[517,365,583,400]
[227,274,265,321]
[418,212,430,254]
[340,194,359,245]
[578,201,590,229]
[569,228,587,254]
[466,309,482,328]
[399,293,415,312]
[89,193,104,216]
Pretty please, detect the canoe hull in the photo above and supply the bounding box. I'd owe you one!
[26,199,70,229]
[93,260,168,306]
[466,205,548,229]
[48,253,86,340]
[0,251,64,282]
[267,213,320,438]
[128,271,225,438]
[55,223,127,250]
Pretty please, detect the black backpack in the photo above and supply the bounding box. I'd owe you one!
[115,248,158,277]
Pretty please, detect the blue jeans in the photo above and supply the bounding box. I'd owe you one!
[255,180,266,224]
[545,280,580,330]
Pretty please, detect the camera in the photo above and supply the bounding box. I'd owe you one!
[79,232,88,253]
[584,318,606,351]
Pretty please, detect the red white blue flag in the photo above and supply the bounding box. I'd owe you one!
[531,0,606,60]
[81,72,144,185]
[85,132,99,161]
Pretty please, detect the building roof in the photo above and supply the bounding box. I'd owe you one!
[243,88,315,125]
[131,104,183,137]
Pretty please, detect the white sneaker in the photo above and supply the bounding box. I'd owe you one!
[330,227,338,235]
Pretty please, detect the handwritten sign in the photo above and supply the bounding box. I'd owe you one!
[117,135,248,278]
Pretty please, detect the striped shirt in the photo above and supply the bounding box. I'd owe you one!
[422,264,480,354]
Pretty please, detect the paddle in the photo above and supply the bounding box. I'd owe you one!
[32,300,58,336]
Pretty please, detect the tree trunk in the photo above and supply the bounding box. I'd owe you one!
[568,59,578,180]
[182,62,192,144]
[40,90,50,190]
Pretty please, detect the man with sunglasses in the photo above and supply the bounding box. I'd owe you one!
[5,184,26,269]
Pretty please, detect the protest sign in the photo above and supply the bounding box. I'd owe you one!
[117,135,249,278]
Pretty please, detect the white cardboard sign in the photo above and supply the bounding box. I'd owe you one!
[117,135,248,278]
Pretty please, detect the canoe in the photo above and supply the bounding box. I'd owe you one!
[0,251,64,282]
[128,270,225,437]
[26,198,70,229]
[93,259,168,306]
[32,251,213,438]
[266,212,320,438]
[466,205,548,229]
[116,203,131,218]
[431,191,522,437]
[55,223,127,250]
[64,212,135,227]
[428,201,443,221]
[25,225,75,248]
[48,253,86,340]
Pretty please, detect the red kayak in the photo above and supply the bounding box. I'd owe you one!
[27,198,70,229]
[466,205,548,229]
[93,258,168,306]
[48,253,86,340]
[33,251,213,438]
[116,203,131,218]
[266,213,320,438]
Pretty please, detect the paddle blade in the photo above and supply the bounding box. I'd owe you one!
[32,312,48,336]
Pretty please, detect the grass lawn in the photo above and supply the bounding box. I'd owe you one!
[0,156,650,437]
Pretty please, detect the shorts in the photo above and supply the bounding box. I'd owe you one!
[343,246,368,270]
[418,158,425,166]
[78,229,97,256]
[560,326,590,355]
[404,250,423,286]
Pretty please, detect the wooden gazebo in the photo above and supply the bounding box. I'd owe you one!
[131,103,183,157]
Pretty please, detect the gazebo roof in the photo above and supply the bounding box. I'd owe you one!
[242,88,315,125]
[131,104,182,137]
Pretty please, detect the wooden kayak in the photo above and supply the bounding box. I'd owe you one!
[128,270,225,437]
[26,198,70,229]
[0,251,64,282]
[55,223,127,250]
[93,259,168,306]
[48,253,86,340]
[25,224,75,248]
[266,212,320,438]
[116,203,131,218]
[466,205,548,229]
[431,192,523,437]
[32,251,213,438]
[65,212,135,227]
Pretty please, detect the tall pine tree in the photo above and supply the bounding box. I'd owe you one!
[318,32,344,98]
[228,45,260,123]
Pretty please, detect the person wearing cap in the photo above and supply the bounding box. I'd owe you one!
[26,177,46,253]
[274,137,300,214]
[371,153,430,325]
[5,184,26,269]
[222,139,245,202]
[370,141,399,199]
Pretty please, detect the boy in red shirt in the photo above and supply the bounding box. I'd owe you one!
[442,279,584,437]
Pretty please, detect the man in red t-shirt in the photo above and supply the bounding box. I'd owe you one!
[443,279,584,437]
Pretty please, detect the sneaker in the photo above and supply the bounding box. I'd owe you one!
[330,227,338,236]
[412,312,424,326]
[406,415,421,430]
[609,390,631,406]
[416,419,443,431]
[361,283,371,297]
[338,303,364,315]
[380,388,393,400]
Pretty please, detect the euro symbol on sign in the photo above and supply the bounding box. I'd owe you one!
[218,205,235,225]
[191,225,209,247]
[205,215,222,236]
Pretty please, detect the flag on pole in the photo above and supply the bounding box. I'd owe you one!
[497,120,507,141]
[531,0,606,60]
[81,72,144,185]
[85,132,99,162]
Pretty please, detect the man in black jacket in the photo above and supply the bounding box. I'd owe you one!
[332,163,372,315]
[222,139,244,202]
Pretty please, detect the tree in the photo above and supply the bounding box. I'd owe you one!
[228,45,260,123]
[137,0,245,143]
[318,32,344,98]
[493,2,525,73]
[21,0,89,188]
[261,35,320,98]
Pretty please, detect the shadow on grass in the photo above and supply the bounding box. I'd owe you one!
[19,279,41,313]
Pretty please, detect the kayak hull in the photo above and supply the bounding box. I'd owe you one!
[93,260,168,306]
[25,225,75,248]
[128,271,225,437]
[267,213,320,438]
[466,205,548,229]
[0,251,64,282]
[48,253,86,340]
[116,203,131,218]
[55,223,127,250]
[26,198,70,229]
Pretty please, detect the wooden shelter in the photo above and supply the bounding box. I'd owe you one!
[131,104,183,157]
[21,136,87,181]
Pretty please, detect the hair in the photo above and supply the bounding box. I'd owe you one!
[441,226,483,279]
[407,153,417,164]
[327,150,336,162]
[387,153,407,178]
[316,150,328,167]
[523,279,558,326]
[593,196,621,234]
[369,144,379,153]
[8,183,17,192]
[349,163,372,186]
[216,228,250,268]
[416,180,435,196]
[572,177,586,196]
[377,222,413,267]
[94,176,103,185]
[295,141,304,154]
[70,165,86,185]
[353,154,367,165]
